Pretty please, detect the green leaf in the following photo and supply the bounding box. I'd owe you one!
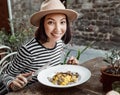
[76,49,81,60]
[9,35,17,43]
[81,41,94,55]
[76,41,94,60]
[63,50,71,65]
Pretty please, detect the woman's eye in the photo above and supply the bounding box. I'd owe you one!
[61,21,66,24]
[48,21,54,25]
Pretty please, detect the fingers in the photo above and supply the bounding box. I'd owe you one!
[10,72,33,91]
[22,72,33,81]
[67,56,79,65]
[16,74,28,86]
[10,79,25,91]
[22,72,33,77]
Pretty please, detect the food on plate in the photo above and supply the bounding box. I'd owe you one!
[48,71,79,86]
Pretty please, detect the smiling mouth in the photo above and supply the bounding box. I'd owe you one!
[52,33,61,38]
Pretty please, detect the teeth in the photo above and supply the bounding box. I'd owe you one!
[53,33,60,37]
[54,34,60,36]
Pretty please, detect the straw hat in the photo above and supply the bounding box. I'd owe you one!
[30,0,79,27]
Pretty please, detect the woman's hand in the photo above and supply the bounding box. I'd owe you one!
[67,56,79,65]
[9,72,33,91]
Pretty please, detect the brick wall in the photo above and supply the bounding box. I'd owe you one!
[11,0,120,50]
[68,0,120,50]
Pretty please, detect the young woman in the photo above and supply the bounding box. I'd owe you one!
[1,0,79,94]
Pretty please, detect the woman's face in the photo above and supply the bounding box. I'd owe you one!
[44,13,67,43]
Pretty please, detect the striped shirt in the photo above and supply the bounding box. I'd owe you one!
[3,38,64,87]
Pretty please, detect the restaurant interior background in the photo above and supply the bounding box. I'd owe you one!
[0,0,120,50]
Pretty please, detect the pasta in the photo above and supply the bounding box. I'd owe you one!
[48,71,79,86]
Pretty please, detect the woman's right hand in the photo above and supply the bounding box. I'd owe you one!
[9,72,33,91]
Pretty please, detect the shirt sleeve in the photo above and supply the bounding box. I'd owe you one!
[2,45,32,88]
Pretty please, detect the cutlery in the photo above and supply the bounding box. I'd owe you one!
[12,62,52,91]
[27,61,51,80]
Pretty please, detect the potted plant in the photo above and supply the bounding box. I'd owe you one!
[0,28,33,51]
[0,18,34,51]
[100,49,120,93]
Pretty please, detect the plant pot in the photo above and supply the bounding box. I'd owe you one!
[100,66,120,93]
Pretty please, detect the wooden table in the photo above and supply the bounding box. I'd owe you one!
[7,57,107,95]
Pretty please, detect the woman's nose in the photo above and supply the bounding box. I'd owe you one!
[55,24,61,33]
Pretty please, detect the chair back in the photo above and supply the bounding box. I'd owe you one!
[0,45,17,74]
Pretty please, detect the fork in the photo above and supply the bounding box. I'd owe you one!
[12,62,52,91]
[27,61,51,80]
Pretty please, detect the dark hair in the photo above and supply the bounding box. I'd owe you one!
[35,15,71,44]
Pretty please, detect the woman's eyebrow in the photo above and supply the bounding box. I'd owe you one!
[61,18,66,20]
[46,18,54,20]
[46,17,66,21]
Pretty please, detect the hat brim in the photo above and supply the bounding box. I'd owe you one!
[30,9,79,27]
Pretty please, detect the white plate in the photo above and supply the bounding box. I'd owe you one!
[37,65,91,88]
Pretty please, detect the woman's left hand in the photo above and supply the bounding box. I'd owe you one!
[67,56,79,65]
